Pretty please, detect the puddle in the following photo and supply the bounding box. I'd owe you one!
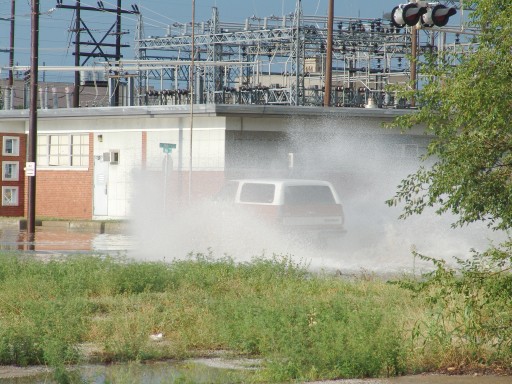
[0,363,509,384]
[0,361,252,383]
[0,220,132,255]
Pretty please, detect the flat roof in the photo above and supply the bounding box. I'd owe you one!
[0,104,413,121]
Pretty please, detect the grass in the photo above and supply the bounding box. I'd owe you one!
[0,250,510,383]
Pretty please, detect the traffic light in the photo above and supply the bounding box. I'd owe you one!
[391,3,427,28]
[421,4,457,27]
[391,2,457,28]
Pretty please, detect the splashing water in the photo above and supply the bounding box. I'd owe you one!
[130,118,506,275]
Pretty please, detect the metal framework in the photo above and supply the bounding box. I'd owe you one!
[112,2,477,108]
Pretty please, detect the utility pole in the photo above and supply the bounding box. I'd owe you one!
[188,0,195,203]
[410,24,418,107]
[410,0,418,108]
[73,0,80,108]
[56,0,139,107]
[27,0,39,238]
[115,0,122,106]
[8,0,15,91]
[323,0,333,107]
[292,0,303,106]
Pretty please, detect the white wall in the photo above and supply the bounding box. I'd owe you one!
[145,116,226,172]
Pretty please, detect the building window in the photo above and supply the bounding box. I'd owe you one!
[71,134,89,166]
[2,136,19,156]
[2,187,18,206]
[37,135,48,166]
[2,161,19,181]
[37,134,89,167]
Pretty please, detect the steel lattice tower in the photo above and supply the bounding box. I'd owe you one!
[127,1,475,108]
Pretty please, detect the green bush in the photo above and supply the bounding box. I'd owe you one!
[396,243,512,368]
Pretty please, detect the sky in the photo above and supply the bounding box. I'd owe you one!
[0,0,420,82]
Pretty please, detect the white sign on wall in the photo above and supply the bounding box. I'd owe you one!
[25,162,36,177]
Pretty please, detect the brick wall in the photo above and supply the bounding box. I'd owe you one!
[33,133,94,220]
[0,133,27,217]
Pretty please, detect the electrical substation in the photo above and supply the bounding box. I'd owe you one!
[0,1,476,110]
[126,0,475,109]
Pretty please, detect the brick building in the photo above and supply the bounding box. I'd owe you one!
[0,104,425,220]
[0,133,26,217]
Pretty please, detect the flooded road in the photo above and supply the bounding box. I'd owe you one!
[0,209,504,277]
[0,219,132,255]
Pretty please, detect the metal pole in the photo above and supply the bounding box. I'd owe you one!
[163,153,168,211]
[294,0,301,106]
[73,0,80,107]
[323,0,333,107]
[410,25,417,107]
[27,0,39,238]
[188,0,195,203]
[115,0,121,106]
[409,0,419,108]
[8,0,15,91]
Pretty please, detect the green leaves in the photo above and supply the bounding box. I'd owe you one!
[388,0,512,231]
[397,244,512,363]
[392,27,512,364]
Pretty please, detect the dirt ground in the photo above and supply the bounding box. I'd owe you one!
[0,365,50,379]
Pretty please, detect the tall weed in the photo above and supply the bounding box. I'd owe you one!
[397,244,512,368]
[213,275,407,381]
[0,251,416,382]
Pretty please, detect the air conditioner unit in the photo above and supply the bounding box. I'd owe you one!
[102,150,119,164]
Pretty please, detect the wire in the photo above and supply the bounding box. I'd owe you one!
[129,1,177,24]
[314,0,321,16]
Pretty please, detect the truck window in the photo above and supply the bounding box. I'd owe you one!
[284,185,335,205]
[240,183,275,203]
